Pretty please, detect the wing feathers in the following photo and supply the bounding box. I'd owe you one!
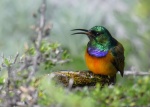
[111,42,125,77]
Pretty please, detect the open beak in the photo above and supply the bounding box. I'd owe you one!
[71,29,92,36]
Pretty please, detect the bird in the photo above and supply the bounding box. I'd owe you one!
[71,26,125,83]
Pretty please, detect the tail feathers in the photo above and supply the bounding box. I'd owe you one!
[120,71,124,77]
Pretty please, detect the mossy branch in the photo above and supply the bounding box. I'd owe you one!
[49,70,113,87]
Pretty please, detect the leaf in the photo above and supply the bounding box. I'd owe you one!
[4,58,10,66]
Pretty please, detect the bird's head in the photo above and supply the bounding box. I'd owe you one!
[72,26,112,43]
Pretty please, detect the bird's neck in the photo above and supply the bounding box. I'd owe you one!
[87,35,118,57]
[87,41,110,57]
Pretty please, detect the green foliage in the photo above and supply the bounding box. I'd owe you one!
[0,77,4,85]
[4,58,11,66]
[38,76,96,107]
[91,76,150,106]
[26,40,70,71]
[26,47,35,55]
[37,76,150,107]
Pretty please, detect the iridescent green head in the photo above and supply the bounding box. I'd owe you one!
[71,26,113,43]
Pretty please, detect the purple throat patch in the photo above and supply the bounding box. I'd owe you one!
[88,47,108,57]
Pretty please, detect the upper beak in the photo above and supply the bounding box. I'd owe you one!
[71,29,92,36]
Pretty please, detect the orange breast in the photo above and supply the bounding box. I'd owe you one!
[85,50,117,76]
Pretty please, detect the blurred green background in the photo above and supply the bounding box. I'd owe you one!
[0,0,150,72]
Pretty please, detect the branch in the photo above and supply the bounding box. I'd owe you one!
[39,70,150,88]
[124,70,150,76]
[27,0,47,82]
[13,52,19,64]
[47,70,113,87]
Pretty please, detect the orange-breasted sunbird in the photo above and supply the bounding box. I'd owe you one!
[72,26,125,82]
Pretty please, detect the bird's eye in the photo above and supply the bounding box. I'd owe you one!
[96,32,100,35]
[91,30,104,36]
[98,32,104,36]
[91,31,99,36]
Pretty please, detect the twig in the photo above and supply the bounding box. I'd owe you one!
[124,70,150,76]
[27,0,47,82]
[13,52,19,64]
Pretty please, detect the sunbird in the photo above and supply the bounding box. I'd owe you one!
[72,26,125,82]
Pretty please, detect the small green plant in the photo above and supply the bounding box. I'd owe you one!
[25,40,70,70]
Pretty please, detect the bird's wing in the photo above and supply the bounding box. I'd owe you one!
[111,42,125,77]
